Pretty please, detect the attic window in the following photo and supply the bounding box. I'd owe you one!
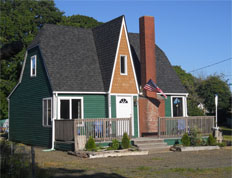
[30,55,37,77]
[120,55,127,75]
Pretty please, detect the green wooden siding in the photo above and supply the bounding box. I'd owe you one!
[111,95,116,118]
[58,94,108,118]
[9,47,52,147]
[165,96,171,117]
[133,96,138,137]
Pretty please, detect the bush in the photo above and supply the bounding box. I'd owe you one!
[207,134,216,146]
[121,132,130,149]
[189,127,202,146]
[181,133,190,146]
[85,136,97,151]
[111,139,120,150]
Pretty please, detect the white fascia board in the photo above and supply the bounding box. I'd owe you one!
[53,91,107,94]
[108,17,124,93]
[158,93,188,96]
[123,17,139,94]
[110,93,138,96]
[7,51,28,99]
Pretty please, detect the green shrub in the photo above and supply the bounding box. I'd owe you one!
[111,139,120,150]
[216,142,226,147]
[121,132,130,149]
[207,134,216,146]
[181,133,190,146]
[85,136,97,151]
[189,127,202,146]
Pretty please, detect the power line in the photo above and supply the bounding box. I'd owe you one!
[189,57,232,73]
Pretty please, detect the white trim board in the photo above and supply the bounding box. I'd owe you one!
[7,51,28,99]
[54,91,107,94]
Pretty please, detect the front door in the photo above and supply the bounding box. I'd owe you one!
[116,96,134,136]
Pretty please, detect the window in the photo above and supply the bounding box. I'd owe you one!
[120,55,127,75]
[30,55,37,77]
[43,98,52,127]
[172,97,183,117]
[59,98,83,120]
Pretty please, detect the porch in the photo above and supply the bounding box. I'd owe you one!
[55,117,132,151]
[54,116,215,151]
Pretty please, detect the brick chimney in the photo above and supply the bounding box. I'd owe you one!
[139,16,156,98]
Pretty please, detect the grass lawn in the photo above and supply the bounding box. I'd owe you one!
[220,126,232,141]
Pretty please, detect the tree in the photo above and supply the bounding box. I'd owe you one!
[173,66,204,116]
[0,0,102,119]
[197,75,231,123]
[58,15,103,28]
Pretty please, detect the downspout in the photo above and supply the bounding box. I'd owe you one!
[43,92,57,151]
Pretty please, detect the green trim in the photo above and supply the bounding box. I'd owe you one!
[133,96,138,137]
[165,96,171,117]
[111,95,116,118]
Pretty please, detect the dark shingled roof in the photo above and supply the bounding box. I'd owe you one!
[28,24,105,92]
[27,16,186,93]
[128,33,187,93]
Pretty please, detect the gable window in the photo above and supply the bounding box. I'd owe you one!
[120,55,127,75]
[43,98,52,127]
[30,55,37,77]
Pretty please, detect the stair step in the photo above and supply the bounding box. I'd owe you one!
[139,145,170,151]
[134,142,167,146]
[133,140,164,144]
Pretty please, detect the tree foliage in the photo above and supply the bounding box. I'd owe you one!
[0,0,102,119]
[174,66,231,122]
[197,75,231,121]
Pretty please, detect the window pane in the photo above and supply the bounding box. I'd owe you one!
[120,56,125,74]
[60,100,69,119]
[31,57,36,76]
[43,100,47,125]
[173,97,183,117]
[72,99,81,119]
[48,99,51,125]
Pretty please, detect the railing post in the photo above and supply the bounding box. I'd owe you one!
[158,117,160,138]
[185,117,188,134]
[103,119,106,141]
[129,117,132,138]
[74,119,78,152]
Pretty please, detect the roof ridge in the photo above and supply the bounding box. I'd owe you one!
[92,15,124,30]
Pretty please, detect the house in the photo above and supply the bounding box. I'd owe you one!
[8,15,188,149]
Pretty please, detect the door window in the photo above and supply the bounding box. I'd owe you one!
[172,97,183,117]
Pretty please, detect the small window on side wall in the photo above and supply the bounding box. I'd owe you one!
[120,55,127,75]
[43,98,52,127]
[30,55,37,77]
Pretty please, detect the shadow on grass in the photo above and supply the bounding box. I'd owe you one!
[51,168,125,178]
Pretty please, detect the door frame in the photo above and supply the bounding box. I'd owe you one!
[116,95,134,136]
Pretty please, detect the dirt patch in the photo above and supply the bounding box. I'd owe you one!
[28,146,232,177]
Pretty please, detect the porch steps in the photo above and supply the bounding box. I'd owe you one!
[132,137,170,152]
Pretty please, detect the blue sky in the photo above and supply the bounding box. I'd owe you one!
[55,0,231,86]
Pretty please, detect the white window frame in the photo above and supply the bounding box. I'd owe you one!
[171,96,187,117]
[30,55,37,77]
[42,97,52,127]
[58,96,84,120]
[120,55,127,75]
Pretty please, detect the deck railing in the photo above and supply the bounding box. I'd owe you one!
[158,116,215,138]
[55,118,132,142]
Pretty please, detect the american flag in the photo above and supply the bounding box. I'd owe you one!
[144,79,167,99]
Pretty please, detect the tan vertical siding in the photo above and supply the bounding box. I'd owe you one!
[111,26,137,94]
